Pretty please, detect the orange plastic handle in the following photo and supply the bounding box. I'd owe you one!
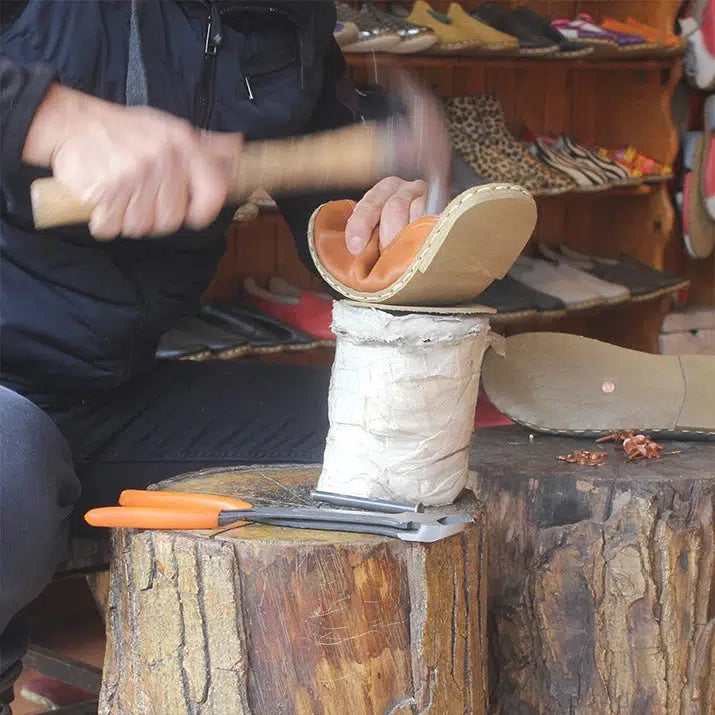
[84,506,235,530]
[119,489,252,511]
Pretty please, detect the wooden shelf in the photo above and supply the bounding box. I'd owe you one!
[346,53,681,73]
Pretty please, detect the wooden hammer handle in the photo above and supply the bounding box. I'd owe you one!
[31,122,389,230]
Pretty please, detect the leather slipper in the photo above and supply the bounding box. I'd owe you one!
[482,332,715,439]
[308,183,536,306]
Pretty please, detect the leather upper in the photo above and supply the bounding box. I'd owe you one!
[312,199,437,292]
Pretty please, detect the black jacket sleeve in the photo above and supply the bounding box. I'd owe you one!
[0,56,57,174]
[273,41,367,277]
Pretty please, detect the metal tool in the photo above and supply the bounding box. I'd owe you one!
[311,489,424,514]
[84,489,470,543]
[29,67,452,230]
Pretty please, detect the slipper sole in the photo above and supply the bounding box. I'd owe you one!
[308,183,536,306]
[482,332,715,438]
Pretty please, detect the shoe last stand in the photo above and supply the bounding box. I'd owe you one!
[308,185,537,505]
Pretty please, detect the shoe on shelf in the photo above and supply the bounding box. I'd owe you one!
[359,2,436,54]
[680,0,715,90]
[335,2,401,53]
[507,255,606,311]
[444,94,577,196]
[199,302,321,350]
[446,2,520,53]
[472,2,559,56]
[573,13,653,52]
[624,16,687,54]
[470,274,567,320]
[482,332,715,439]
[599,146,673,183]
[536,243,631,303]
[510,5,594,58]
[268,276,333,303]
[243,277,336,341]
[156,314,252,360]
[527,137,612,191]
[558,245,691,299]
[553,135,636,186]
[599,17,663,54]
[404,0,511,54]
[551,15,620,49]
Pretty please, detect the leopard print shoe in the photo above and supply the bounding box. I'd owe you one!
[445,94,577,196]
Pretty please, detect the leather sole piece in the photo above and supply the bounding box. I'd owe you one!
[308,183,537,306]
[482,332,715,439]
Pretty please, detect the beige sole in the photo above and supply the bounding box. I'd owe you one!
[308,183,537,306]
[482,332,715,438]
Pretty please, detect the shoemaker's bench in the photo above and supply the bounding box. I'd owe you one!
[36,426,714,714]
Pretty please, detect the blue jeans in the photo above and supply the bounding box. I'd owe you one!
[0,359,330,700]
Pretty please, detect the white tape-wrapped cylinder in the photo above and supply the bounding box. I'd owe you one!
[317,301,495,506]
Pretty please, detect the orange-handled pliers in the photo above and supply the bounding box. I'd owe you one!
[85,489,253,530]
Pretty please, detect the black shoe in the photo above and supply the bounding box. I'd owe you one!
[470,275,567,318]
[473,3,559,55]
[510,6,595,57]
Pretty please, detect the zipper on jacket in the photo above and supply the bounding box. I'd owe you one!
[194,2,223,128]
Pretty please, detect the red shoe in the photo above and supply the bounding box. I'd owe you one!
[243,278,336,341]
[268,276,333,303]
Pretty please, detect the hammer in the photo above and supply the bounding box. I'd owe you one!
[29,70,451,231]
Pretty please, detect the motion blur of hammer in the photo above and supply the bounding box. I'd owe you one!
[30,69,452,231]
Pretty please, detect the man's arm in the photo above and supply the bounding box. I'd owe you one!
[0,57,57,175]
[1,56,244,240]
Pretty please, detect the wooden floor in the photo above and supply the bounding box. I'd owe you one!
[14,580,105,715]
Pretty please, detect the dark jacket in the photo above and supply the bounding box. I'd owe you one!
[0,0,357,404]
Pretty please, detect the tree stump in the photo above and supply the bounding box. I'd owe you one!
[99,466,488,714]
[469,426,715,715]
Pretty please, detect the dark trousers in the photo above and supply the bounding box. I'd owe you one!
[0,359,330,697]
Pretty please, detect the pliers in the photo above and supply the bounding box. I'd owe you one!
[84,490,471,543]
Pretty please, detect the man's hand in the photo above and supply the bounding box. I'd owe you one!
[23,83,243,240]
[344,176,426,255]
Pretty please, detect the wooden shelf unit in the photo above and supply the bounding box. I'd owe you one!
[204,0,704,354]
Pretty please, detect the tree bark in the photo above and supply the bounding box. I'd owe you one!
[99,465,488,715]
[470,426,715,715]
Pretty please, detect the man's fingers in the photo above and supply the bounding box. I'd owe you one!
[378,180,426,250]
[185,158,229,230]
[345,176,405,255]
[409,193,426,224]
[121,160,160,238]
[88,187,132,241]
[153,147,189,235]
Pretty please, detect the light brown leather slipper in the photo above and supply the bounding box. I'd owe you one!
[482,332,715,439]
[307,183,537,306]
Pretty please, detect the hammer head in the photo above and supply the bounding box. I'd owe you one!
[376,68,452,215]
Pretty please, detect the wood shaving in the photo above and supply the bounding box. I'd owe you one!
[595,431,665,461]
[557,451,607,466]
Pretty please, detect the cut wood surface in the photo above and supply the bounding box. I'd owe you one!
[99,465,487,715]
[470,426,714,714]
